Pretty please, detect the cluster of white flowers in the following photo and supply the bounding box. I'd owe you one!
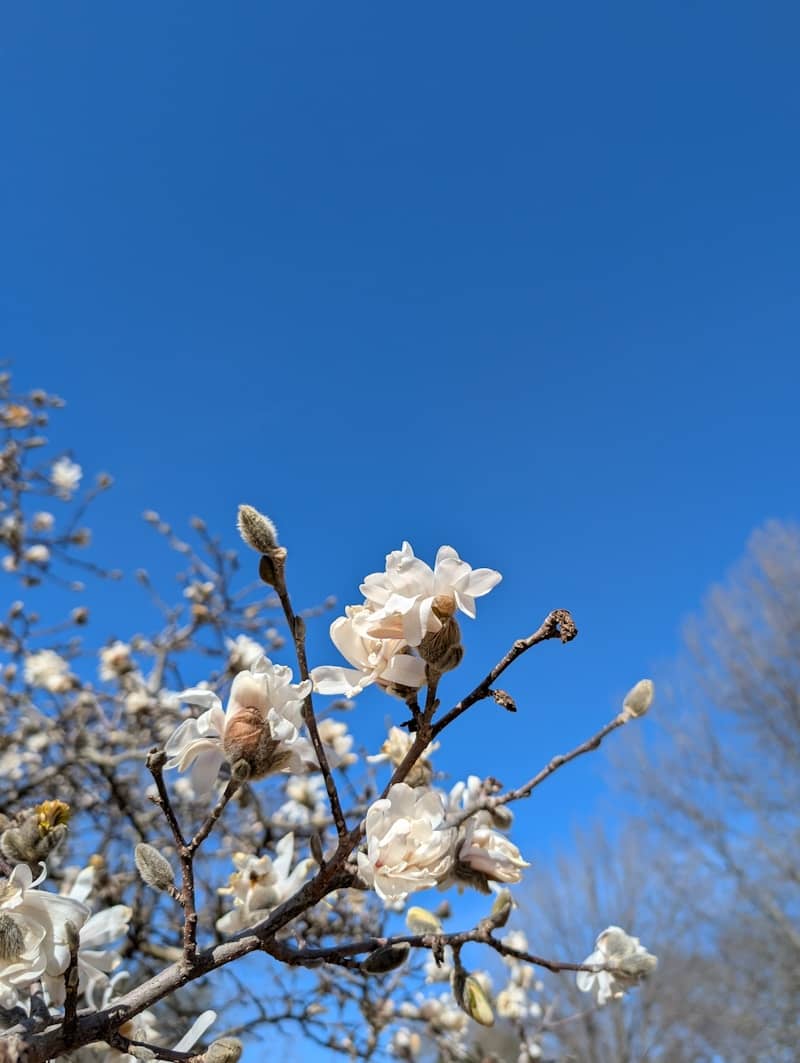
[23,649,73,693]
[50,457,82,499]
[311,543,501,697]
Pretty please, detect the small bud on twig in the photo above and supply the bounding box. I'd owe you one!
[452,970,495,1027]
[620,679,655,721]
[489,888,514,928]
[204,1038,244,1063]
[237,504,279,554]
[134,843,175,892]
[406,906,443,935]
[361,941,410,975]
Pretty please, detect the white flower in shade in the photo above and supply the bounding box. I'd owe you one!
[360,543,502,647]
[23,649,73,693]
[317,717,357,768]
[367,726,439,787]
[164,657,314,796]
[278,774,329,826]
[225,634,264,673]
[51,457,82,498]
[0,864,89,1010]
[576,926,657,1005]
[216,834,314,934]
[44,866,132,1005]
[310,605,426,697]
[454,821,529,889]
[99,641,134,683]
[358,784,456,904]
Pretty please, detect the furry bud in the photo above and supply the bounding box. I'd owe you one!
[406,906,443,935]
[361,941,410,975]
[204,1038,244,1063]
[419,618,463,678]
[489,889,514,928]
[621,679,655,721]
[134,843,175,892]
[236,505,279,554]
[0,913,25,961]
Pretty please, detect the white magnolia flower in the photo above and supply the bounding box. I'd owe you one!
[317,717,357,768]
[311,605,426,697]
[164,656,314,797]
[576,926,657,1005]
[99,641,134,683]
[31,511,55,532]
[278,774,329,826]
[0,864,89,1010]
[24,649,73,693]
[358,784,456,904]
[24,544,50,565]
[367,726,439,787]
[455,821,529,887]
[51,457,82,498]
[47,866,132,1004]
[360,542,502,646]
[216,834,313,934]
[225,634,264,673]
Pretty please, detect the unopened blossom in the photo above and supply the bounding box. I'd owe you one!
[98,641,134,683]
[358,784,456,904]
[311,605,426,697]
[51,457,82,498]
[0,863,89,1010]
[360,542,502,646]
[367,726,439,787]
[24,544,50,565]
[454,820,529,890]
[164,656,314,796]
[576,926,657,1005]
[216,833,313,934]
[23,649,73,693]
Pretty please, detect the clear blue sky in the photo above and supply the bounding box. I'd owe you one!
[2,0,798,1027]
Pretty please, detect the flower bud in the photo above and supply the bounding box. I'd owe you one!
[621,679,655,720]
[0,912,26,960]
[204,1038,244,1063]
[406,906,443,935]
[452,970,495,1027]
[489,889,514,927]
[418,618,463,678]
[237,504,279,554]
[134,843,175,892]
[361,941,411,975]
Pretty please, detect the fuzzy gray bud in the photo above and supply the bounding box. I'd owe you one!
[361,941,410,975]
[489,889,514,928]
[237,505,279,554]
[134,843,175,892]
[452,970,495,1027]
[621,679,655,720]
[204,1039,244,1063]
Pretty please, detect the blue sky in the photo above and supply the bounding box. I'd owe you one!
[1,1,799,1046]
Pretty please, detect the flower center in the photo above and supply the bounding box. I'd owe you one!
[0,912,25,960]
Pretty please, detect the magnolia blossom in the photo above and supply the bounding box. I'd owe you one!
[0,864,89,1010]
[576,926,657,1005]
[317,717,357,768]
[51,457,82,498]
[225,634,264,673]
[277,774,329,827]
[311,605,426,697]
[217,834,313,934]
[24,544,50,565]
[358,784,456,904]
[360,542,502,646]
[367,726,439,787]
[23,649,73,693]
[164,656,313,796]
[46,866,132,1004]
[31,511,55,532]
[455,821,529,888]
[98,641,134,683]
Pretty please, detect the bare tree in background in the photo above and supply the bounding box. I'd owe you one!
[530,521,800,1062]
